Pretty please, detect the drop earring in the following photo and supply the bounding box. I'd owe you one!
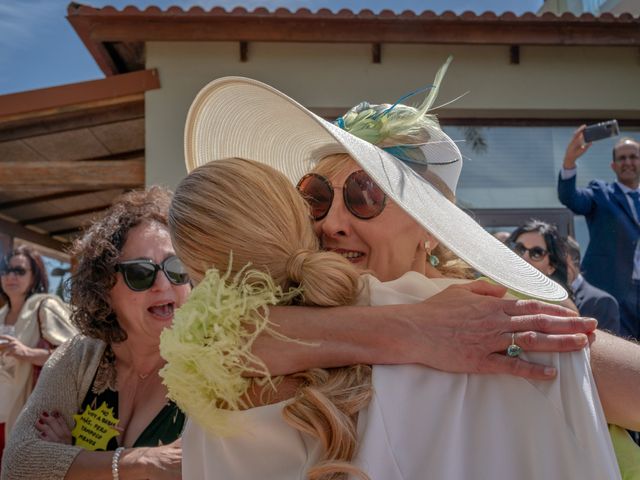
[424,240,440,267]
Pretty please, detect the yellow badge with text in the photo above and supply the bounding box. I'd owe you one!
[71,401,120,450]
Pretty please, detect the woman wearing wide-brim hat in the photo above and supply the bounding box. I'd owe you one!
[162,60,637,479]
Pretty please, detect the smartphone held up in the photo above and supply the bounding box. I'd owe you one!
[583,120,620,143]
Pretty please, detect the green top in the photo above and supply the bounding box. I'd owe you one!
[72,366,185,450]
[609,425,640,480]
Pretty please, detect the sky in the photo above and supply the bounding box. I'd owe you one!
[0,0,544,95]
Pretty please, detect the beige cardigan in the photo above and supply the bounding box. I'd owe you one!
[0,294,77,434]
[1,335,106,480]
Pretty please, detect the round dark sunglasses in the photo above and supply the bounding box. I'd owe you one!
[0,266,30,277]
[115,255,190,292]
[510,242,548,262]
[296,170,387,220]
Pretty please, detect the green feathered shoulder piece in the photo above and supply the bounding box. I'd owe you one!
[159,265,301,435]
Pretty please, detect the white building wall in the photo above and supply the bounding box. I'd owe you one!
[145,41,640,189]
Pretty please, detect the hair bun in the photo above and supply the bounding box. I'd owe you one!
[285,249,313,283]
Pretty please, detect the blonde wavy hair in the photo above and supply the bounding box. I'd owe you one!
[169,157,372,480]
[313,154,474,280]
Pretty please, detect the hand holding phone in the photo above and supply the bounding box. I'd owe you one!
[582,120,620,143]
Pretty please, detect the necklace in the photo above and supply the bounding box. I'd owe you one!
[94,344,165,394]
[136,367,161,381]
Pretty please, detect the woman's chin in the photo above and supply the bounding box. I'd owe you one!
[2,285,24,295]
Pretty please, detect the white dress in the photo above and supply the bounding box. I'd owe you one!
[182,272,620,480]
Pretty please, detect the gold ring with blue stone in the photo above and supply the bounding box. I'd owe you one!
[507,332,523,357]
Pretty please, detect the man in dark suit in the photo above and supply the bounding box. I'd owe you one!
[565,236,620,334]
[558,128,640,339]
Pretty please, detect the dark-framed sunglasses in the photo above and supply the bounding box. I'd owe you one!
[0,266,31,277]
[296,170,387,221]
[510,242,548,262]
[115,255,190,292]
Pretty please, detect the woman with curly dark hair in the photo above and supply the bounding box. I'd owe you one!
[507,220,575,305]
[1,187,191,480]
[0,245,75,465]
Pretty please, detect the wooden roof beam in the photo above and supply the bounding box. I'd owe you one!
[0,159,144,191]
[0,69,159,123]
[20,205,112,226]
[0,101,144,143]
[0,218,66,251]
[49,226,84,237]
[0,190,100,211]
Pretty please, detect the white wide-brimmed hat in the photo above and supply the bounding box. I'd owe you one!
[184,77,567,302]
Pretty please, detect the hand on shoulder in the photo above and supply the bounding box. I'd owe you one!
[401,280,595,380]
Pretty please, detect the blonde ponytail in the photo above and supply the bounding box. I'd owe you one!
[284,366,372,480]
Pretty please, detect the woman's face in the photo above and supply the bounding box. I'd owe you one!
[312,159,433,282]
[0,254,34,300]
[514,231,555,276]
[109,221,191,347]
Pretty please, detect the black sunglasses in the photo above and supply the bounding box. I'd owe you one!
[0,266,31,277]
[115,255,190,292]
[510,242,548,262]
[296,170,387,220]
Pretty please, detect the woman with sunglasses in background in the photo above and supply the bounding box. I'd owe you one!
[2,187,190,480]
[0,246,76,466]
[507,220,576,307]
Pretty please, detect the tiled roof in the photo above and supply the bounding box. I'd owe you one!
[68,3,639,21]
[67,2,640,76]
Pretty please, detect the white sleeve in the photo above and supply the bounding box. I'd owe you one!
[560,167,577,180]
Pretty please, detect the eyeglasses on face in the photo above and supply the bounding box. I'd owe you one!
[614,153,639,162]
[115,255,190,292]
[510,242,548,262]
[0,266,31,277]
[296,170,387,221]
